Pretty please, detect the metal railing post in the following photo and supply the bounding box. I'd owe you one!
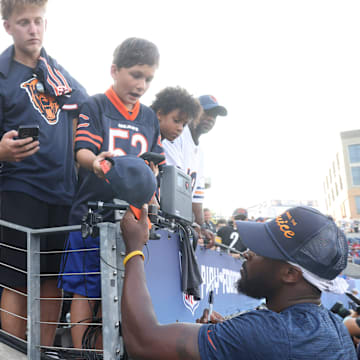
[99,222,123,360]
[116,223,126,355]
[27,231,41,360]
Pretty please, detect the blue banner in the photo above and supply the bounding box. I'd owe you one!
[144,230,261,324]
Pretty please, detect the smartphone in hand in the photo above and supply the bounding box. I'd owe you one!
[17,125,39,141]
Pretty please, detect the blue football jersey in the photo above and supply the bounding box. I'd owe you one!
[69,87,164,224]
[0,46,88,205]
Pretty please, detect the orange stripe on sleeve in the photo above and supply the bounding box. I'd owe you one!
[76,130,103,143]
[75,136,101,150]
[79,114,89,120]
[207,330,217,351]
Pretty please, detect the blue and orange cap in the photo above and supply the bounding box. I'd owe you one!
[235,206,348,280]
[198,95,227,116]
[101,155,156,225]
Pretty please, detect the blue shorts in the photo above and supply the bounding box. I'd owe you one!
[58,231,101,298]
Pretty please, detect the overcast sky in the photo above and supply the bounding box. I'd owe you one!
[1,0,360,217]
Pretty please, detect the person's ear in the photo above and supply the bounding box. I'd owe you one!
[156,110,163,120]
[110,64,118,79]
[282,265,302,284]
[4,20,11,35]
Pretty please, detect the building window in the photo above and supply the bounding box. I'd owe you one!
[329,169,332,183]
[342,203,347,218]
[351,166,360,186]
[336,153,340,169]
[333,161,336,176]
[335,182,338,196]
[349,144,360,163]
[356,196,360,214]
[339,175,343,190]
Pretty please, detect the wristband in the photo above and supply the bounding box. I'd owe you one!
[123,250,145,266]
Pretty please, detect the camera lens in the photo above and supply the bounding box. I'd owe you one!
[330,302,351,319]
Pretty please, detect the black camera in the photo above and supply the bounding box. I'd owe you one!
[330,301,360,319]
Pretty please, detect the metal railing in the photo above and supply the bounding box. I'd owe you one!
[0,217,251,359]
[0,219,127,360]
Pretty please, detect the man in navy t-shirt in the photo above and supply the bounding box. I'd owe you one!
[119,205,357,359]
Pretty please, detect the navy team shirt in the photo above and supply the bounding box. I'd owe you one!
[198,303,357,359]
[69,87,164,224]
[0,46,87,205]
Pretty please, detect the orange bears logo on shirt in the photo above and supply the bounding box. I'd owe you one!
[21,77,60,125]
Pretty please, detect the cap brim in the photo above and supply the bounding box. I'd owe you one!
[235,221,288,261]
[203,104,228,116]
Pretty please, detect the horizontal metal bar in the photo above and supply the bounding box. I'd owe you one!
[39,321,101,326]
[45,271,101,277]
[0,219,80,234]
[0,307,27,321]
[0,261,27,274]
[35,297,102,301]
[40,345,103,353]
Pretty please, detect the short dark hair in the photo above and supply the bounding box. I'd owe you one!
[151,87,201,122]
[216,218,227,226]
[113,37,160,69]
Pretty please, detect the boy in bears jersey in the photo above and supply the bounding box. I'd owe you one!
[150,86,201,142]
[59,37,164,349]
[0,0,87,345]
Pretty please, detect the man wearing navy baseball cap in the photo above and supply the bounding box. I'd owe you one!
[163,94,227,233]
[119,205,357,359]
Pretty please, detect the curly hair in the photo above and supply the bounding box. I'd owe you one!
[1,0,47,20]
[113,37,159,69]
[151,86,201,122]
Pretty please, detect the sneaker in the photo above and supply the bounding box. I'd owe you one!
[42,350,65,359]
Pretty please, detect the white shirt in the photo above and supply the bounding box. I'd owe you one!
[162,126,205,203]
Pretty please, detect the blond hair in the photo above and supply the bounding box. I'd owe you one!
[1,0,47,20]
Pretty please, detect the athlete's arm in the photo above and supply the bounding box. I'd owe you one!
[0,130,39,162]
[121,206,202,360]
[76,148,113,179]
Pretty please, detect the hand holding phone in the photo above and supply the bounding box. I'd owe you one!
[17,125,39,141]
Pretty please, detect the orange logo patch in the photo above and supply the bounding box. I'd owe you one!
[275,212,296,239]
[21,77,60,125]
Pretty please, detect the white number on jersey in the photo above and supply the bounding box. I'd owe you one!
[109,128,148,156]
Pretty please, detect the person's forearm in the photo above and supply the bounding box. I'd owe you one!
[344,317,360,337]
[121,255,159,357]
[76,148,96,171]
[192,203,204,225]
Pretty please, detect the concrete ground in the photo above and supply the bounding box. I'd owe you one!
[0,342,26,360]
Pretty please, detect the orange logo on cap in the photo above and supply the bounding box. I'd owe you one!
[275,213,296,239]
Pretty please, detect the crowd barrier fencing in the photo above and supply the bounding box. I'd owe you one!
[3,218,349,359]
[0,219,126,360]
